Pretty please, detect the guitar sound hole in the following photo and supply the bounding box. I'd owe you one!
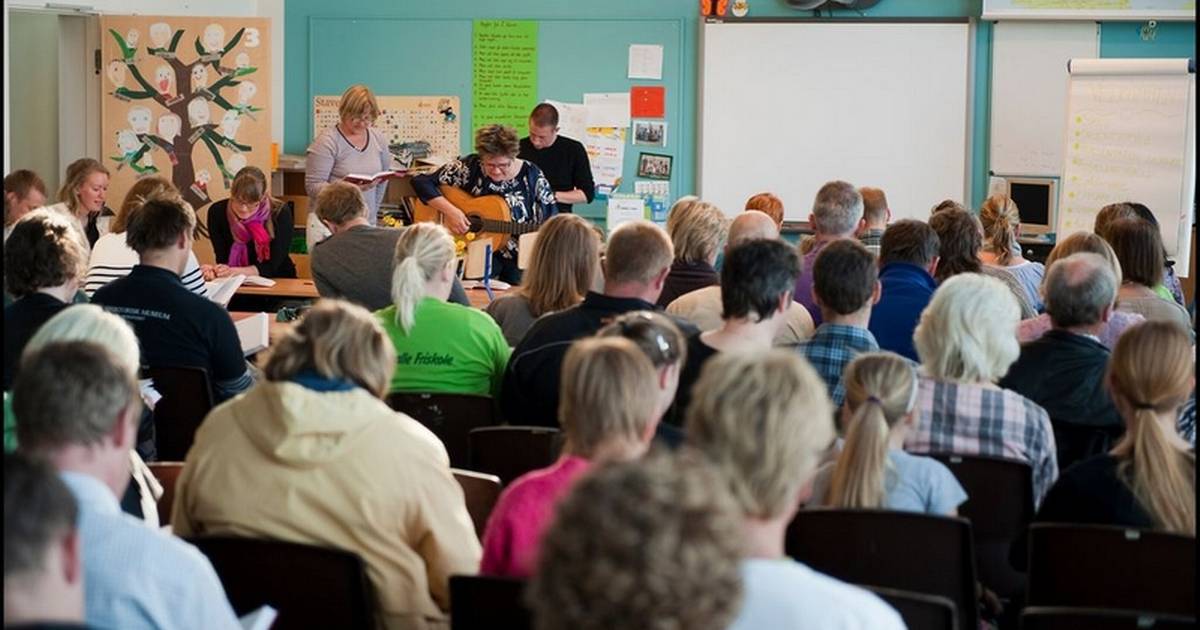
[467,215,485,233]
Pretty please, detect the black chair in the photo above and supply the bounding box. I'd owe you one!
[468,426,562,486]
[146,461,184,527]
[449,575,532,630]
[145,366,214,461]
[865,585,958,630]
[1021,606,1196,629]
[1026,523,1196,617]
[388,392,496,467]
[786,509,979,630]
[929,453,1034,600]
[187,536,375,630]
[451,468,502,538]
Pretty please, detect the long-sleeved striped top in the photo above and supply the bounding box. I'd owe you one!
[85,232,208,298]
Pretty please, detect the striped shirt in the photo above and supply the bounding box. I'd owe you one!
[797,324,879,407]
[86,232,207,298]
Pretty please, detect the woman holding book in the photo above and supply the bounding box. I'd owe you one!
[207,166,297,279]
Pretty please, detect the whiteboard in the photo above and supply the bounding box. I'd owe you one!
[1058,58,1195,273]
[983,0,1196,21]
[990,21,1098,177]
[699,22,970,223]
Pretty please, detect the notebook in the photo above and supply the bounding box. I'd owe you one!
[343,169,408,185]
[234,312,270,356]
[206,275,276,307]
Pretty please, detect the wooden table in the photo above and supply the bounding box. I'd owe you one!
[465,288,506,310]
[235,278,320,299]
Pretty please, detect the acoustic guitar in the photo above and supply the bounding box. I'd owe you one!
[410,185,540,252]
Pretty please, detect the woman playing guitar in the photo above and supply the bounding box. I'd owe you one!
[412,124,558,284]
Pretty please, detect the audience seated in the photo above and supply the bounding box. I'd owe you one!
[686,350,905,629]
[92,196,253,403]
[206,166,297,279]
[794,181,865,326]
[905,273,1058,505]
[798,239,880,407]
[1017,232,1144,348]
[979,194,1045,312]
[486,213,601,346]
[4,452,87,629]
[84,177,208,298]
[657,197,728,307]
[856,186,890,254]
[810,352,966,515]
[529,449,744,630]
[597,311,688,445]
[1102,218,1193,338]
[40,158,111,251]
[1095,201,1185,306]
[867,219,940,362]
[744,191,785,230]
[13,342,239,629]
[666,210,814,346]
[4,211,86,390]
[377,223,510,396]
[928,207,1037,319]
[4,169,48,242]
[502,219,694,427]
[173,299,480,629]
[481,337,665,578]
[1000,253,1123,469]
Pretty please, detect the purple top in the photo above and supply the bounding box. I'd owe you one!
[794,239,831,326]
[1016,310,1145,350]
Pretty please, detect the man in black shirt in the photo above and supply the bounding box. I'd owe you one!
[517,103,595,213]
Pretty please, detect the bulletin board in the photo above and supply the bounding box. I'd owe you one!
[99,15,272,215]
[313,94,461,164]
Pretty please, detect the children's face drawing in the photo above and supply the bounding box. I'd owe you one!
[221,111,241,137]
[116,130,140,153]
[154,65,174,94]
[235,52,250,69]
[188,98,211,126]
[191,65,209,89]
[158,114,181,141]
[106,61,126,88]
[125,29,139,48]
[127,107,152,134]
[202,24,225,52]
[225,153,247,175]
[149,22,171,48]
[197,169,212,185]
[237,81,257,105]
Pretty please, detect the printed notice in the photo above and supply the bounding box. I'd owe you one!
[473,20,538,132]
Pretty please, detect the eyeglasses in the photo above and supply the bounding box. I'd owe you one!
[482,159,513,172]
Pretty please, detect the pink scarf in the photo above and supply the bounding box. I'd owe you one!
[228,199,272,267]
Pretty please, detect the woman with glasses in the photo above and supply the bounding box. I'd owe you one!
[207,166,297,278]
[412,124,557,284]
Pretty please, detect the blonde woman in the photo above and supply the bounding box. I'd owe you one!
[979,194,1045,311]
[481,337,666,578]
[41,158,111,251]
[658,197,729,307]
[377,222,510,396]
[485,213,601,346]
[84,176,210,297]
[810,352,966,515]
[207,166,296,278]
[173,299,481,630]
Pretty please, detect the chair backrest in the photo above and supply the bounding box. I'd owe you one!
[146,461,184,527]
[1021,606,1196,630]
[145,366,214,461]
[1026,523,1196,617]
[865,585,958,630]
[449,575,532,630]
[929,453,1034,600]
[786,509,979,630]
[187,536,375,630]
[468,426,562,486]
[388,392,496,467]
[452,468,502,538]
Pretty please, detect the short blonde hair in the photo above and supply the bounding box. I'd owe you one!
[915,273,1021,383]
[390,223,456,335]
[264,299,396,399]
[558,337,659,456]
[315,181,368,226]
[686,349,835,519]
[603,220,673,286]
[338,84,380,123]
[24,304,140,377]
[520,214,601,317]
[744,192,784,228]
[474,124,520,159]
[666,198,728,265]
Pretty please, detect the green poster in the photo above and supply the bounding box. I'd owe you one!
[472,20,538,135]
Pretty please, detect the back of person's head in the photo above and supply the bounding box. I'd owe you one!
[979,194,1021,265]
[529,449,743,630]
[810,180,863,236]
[859,187,889,225]
[744,192,784,228]
[314,180,367,227]
[124,196,196,255]
[390,222,455,335]
[1044,231,1123,285]
[686,349,834,519]
[529,102,559,128]
[57,158,109,213]
[1104,218,1164,288]
[520,214,601,317]
[726,210,779,249]
[558,337,661,457]
[812,239,877,316]
[927,208,982,282]
[878,219,940,268]
[3,210,87,298]
[1107,321,1195,535]
[25,305,140,376]
[1043,252,1117,329]
[4,169,48,225]
[264,299,396,399]
[1094,202,1144,240]
[596,310,687,371]
[13,342,139,454]
[603,220,673,287]
[113,175,178,234]
[665,198,727,265]
[720,239,800,322]
[930,199,965,216]
[828,352,920,509]
[915,273,1020,383]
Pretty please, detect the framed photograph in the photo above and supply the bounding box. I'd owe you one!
[637,152,673,180]
[632,120,667,147]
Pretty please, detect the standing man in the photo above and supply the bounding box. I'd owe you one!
[518,103,595,214]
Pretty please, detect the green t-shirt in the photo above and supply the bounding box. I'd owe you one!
[377,298,511,397]
[4,392,17,453]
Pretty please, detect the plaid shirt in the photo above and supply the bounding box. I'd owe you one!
[1179,395,1196,447]
[797,324,879,407]
[904,377,1058,505]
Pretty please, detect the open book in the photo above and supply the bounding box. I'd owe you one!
[233,312,270,356]
[206,275,276,307]
[343,169,408,185]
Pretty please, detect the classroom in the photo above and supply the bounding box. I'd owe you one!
[2,0,1196,628]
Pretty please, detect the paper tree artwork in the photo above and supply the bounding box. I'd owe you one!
[100,16,270,213]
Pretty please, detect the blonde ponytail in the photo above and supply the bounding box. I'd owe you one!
[390,223,456,335]
[980,195,1020,266]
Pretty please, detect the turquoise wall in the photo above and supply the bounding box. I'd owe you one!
[285,0,1194,216]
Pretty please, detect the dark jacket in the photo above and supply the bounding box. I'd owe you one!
[657,260,719,308]
[868,262,937,362]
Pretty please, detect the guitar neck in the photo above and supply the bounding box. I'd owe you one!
[477,218,540,235]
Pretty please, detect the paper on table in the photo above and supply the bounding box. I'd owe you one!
[544,100,589,143]
[234,312,270,357]
[243,275,276,287]
[607,195,647,234]
[205,275,246,307]
[628,44,664,80]
[584,93,631,128]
